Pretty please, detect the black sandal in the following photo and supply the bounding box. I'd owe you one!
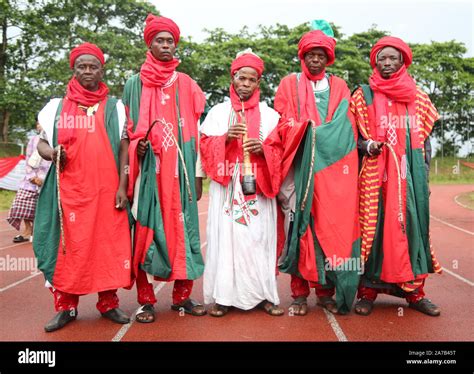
[135,304,155,323]
[354,298,374,316]
[13,235,30,243]
[171,298,207,316]
[409,298,440,317]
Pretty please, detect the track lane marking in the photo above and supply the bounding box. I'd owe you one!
[323,309,348,342]
[441,267,474,287]
[454,193,473,210]
[0,242,30,251]
[111,241,208,342]
[0,271,41,292]
[430,214,473,236]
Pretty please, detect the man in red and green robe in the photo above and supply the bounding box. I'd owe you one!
[350,36,441,316]
[122,14,206,322]
[34,43,132,332]
[273,23,361,315]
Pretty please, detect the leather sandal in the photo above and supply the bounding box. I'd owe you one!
[209,303,229,317]
[317,296,338,314]
[289,296,308,316]
[258,300,284,316]
[135,304,155,323]
[409,298,440,317]
[171,298,207,316]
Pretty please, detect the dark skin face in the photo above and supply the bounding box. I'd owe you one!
[137,31,177,160]
[231,67,260,101]
[149,31,176,62]
[227,67,263,155]
[304,47,328,75]
[376,46,404,79]
[368,47,405,156]
[73,54,103,91]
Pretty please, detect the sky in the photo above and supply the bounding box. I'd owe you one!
[152,0,472,155]
[151,0,473,56]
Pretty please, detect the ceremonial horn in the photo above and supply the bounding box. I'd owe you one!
[240,100,256,196]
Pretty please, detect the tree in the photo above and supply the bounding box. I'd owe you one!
[177,23,387,108]
[332,27,388,90]
[2,5,472,149]
[0,0,158,142]
[177,23,310,109]
[410,41,474,142]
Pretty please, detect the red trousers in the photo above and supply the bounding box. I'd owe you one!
[53,288,119,314]
[136,268,193,306]
[290,274,335,299]
[357,281,425,304]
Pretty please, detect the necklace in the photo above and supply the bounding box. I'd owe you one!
[78,103,100,116]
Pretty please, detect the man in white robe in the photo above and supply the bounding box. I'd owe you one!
[200,50,284,317]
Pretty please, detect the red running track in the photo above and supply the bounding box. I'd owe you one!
[0,185,473,342]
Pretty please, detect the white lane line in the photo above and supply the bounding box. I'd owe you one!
[0,242,30,251]
[442,267,474,287]
[111,241,208,342]
[454,193,473,210]
[0,227,16,233]
[111,282,166,342]
[430,215,474,236]
[0,271,41,293]
[323,309,348,342]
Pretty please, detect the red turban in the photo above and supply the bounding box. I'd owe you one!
[144,14,180,47]
[297,30,336,65]
[69,42,105,69]
[370,36,413,68]
[231,52,265,77]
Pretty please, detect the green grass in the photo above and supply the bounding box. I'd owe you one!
[456,191,474,210]
[202,178,210,194]
[429,157,474,184]
[0,143,22,157]
[0,189,16,211]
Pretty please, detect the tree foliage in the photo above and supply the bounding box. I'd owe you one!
[1,1,472,148]
[0,0,157,141]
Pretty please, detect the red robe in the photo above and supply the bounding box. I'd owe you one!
[124,72,205,282]
[273,74,360,282]
[52,100,132,294]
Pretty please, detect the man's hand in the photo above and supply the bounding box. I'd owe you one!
[115,187,128,210]
[137,139,149,158]
[195,177,203,201]
[243,138,263,156]
[226,123,247,142]
[29,177,43,187]
[369,141,384,156]
[51,147,67,172]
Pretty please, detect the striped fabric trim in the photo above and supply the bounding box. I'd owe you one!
[352,86,442,275]
[398,279,424,292]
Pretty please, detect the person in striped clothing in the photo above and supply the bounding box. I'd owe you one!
[350,36,441,317]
